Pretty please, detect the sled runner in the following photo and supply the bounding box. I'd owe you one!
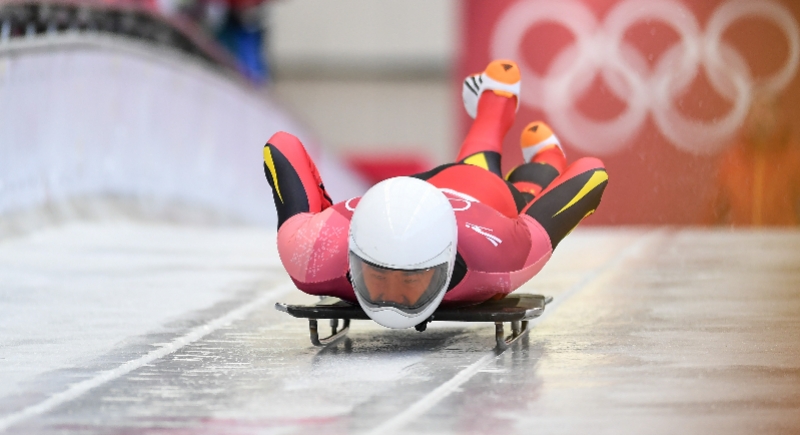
[275,293,552,350]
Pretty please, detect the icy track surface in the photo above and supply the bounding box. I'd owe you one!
[1,224,799,434]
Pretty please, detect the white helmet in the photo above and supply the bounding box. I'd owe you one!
[349,177,458,329]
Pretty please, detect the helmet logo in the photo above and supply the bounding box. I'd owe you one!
[465,223,502,247]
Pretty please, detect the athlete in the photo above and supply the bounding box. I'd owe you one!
[262,60,608,330]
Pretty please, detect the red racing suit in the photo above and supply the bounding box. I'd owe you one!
[277,164,554,305]
[264,92,607,306]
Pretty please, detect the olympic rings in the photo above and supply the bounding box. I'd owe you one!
[439,188,478,211]
[490,0,800,155]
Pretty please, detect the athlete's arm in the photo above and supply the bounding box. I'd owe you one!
[275,202,358,302]
[262,132,332,229]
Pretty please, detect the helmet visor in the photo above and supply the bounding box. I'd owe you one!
[349,251,450,315]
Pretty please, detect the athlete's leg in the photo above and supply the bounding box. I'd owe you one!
[457,60,520,177]
[262,131,333,228]
[521,157,608,249]
[506,121,567,199]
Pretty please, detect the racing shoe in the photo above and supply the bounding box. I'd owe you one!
[520,121,566,172]
[462,59,521,119]
[506,121,567,197]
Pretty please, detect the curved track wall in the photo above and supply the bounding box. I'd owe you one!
[0,35,365,227]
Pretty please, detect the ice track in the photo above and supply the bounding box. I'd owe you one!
[1,224,799,435]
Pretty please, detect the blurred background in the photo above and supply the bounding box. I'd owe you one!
[1,0,799,229]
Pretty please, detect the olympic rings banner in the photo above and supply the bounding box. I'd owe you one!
[460,0,800,224]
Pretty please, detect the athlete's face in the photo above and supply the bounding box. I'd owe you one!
[360,263,436,306]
